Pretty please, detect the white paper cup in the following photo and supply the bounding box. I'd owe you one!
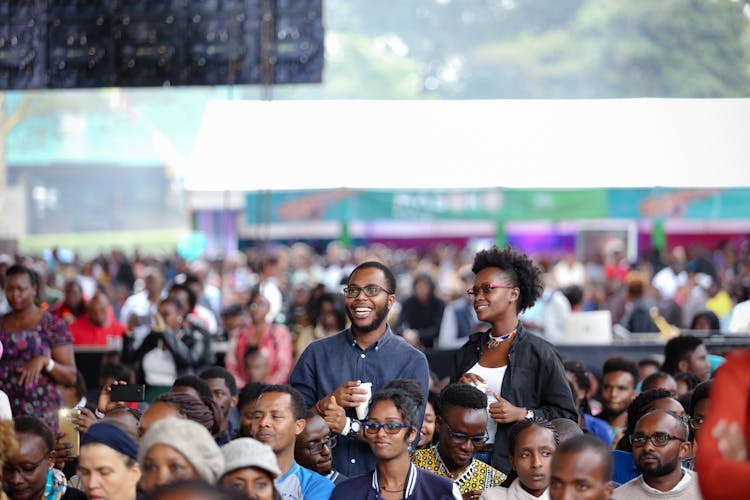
[356,382,373,420]
[473,381,489,394]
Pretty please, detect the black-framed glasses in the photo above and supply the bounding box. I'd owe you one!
[299,435,337,455]
[689,416,705,430]
[629,432,687,447]
[343,285,394,298]
[2,454,48,477]
[363,421,410,434]
[443,423,488,447]
[467,283,515,296]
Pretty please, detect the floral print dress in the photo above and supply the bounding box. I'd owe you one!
[0,311,72,430]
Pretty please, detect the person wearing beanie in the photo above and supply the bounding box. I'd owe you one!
[220,438,282,500]
[78,422,141,500]
[139,418,224,494]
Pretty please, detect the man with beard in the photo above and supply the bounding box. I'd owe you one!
[290,261,430,477]
[253,385,335,500]
[613,410,701,499]
[600,357,639,443]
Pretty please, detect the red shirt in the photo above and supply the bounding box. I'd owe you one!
[69,314,127,346]
[696,348,750,499]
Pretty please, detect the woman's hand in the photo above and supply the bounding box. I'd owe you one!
[17,355,50,385]
[489,393,527,424]
[458,373,485,386]
[72,408,97,434]
[54,431,75,469]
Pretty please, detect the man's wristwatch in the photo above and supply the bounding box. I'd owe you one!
[525,409,535,420]
[348,418,362,438]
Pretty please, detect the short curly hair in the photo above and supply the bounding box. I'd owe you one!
[471,245,543,313]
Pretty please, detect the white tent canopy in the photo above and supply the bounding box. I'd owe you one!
[186,98,750,191]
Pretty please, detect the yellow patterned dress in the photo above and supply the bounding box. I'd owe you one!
[412,445,507,494]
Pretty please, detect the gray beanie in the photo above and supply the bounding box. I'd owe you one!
[139,417,224,484]
[221,438,281,479]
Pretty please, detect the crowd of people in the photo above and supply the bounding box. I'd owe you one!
[0,237,749,499]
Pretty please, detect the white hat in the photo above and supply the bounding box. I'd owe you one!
[221,437,281,479]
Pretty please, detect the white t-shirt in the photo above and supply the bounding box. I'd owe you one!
[0,390,12,420]
[467,362,507,444]
[142,346,177,386]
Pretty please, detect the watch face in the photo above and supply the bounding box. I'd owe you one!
[351,420,361,432]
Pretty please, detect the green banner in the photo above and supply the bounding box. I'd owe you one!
[245,188,609,223]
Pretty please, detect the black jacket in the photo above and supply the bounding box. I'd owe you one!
[122,324,211,385]
[450,322,577,473]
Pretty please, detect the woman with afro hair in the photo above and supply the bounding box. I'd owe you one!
[450,245,577,475]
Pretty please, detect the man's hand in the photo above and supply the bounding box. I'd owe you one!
[332,380,369,408]
[98,380,129,414]
[489,393,526,424]
[319,395,347,434]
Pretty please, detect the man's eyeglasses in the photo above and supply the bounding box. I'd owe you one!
[629,432,687,447]
[2,454,48,477]
[363,421,410,434]
[343,285,394,298]
[689,416,705,430]
[467,283,515,296]
[443,423,488,447]
[299,435,337,455]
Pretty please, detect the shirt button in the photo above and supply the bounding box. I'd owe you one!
[360,353,366,359]
[351,459,356,463]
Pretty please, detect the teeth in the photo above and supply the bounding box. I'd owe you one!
[355,308,372,313]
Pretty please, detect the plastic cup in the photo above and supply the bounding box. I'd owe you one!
[355,382,373,420]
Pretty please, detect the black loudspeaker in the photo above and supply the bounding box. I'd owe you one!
[0,0,323,89]
[48,0,114,88]
[0,0,47,89]
[272,0,323,84]
[186,0,262,85]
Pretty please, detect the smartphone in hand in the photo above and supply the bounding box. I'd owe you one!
[109,384,146,402]
[57,408,80,457]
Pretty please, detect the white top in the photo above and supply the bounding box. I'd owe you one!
[481,478,550,500]
[728,300,750,333]
[0,390,12,420]
[142,346,177,386]
[467,362,507,444]
[119,290,162,346]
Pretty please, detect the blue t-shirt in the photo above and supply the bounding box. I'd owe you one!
[583,412,615,448]
[276,461,334,500]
